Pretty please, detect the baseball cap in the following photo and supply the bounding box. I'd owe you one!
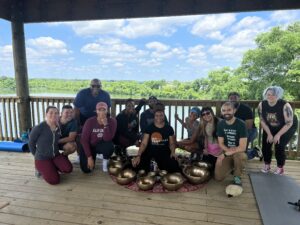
[190,107,201,117]
[96,102,108,110]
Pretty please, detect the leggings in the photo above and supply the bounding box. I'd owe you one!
[262,122,297,167]
[80,141,115,173]
[136,148,181,173]
[35,154,73,185]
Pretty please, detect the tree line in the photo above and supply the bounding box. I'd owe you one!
[0,22,299,101]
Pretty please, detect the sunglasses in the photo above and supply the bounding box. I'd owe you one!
[91,84,101,88]
[201,111,211,116]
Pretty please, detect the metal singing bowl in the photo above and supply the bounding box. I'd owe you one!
[161,173,184,191]
[193,161,213,170]
[183,165,211,184]
[108,161,123,176]
[137,176,156,191]
[138,169,147,177]
[116,169,136,185]
[109,155,124,164]
[158,170,168,178]
[147,171,157,177]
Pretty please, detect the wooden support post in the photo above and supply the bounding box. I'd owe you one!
[11,0,31,134]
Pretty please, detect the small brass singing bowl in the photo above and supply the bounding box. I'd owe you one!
[138,169,146,177]
[158,170,168,178]
[193,161,213,170]
[183,166,211,185]
[161,173,184,191]
[116,169,136,185]
[147,171,157,177]
[137,176,156,191]
[108,161,123,176]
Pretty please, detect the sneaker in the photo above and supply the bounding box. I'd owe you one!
[73,155,80,164]
[97,154,103,160]
[35,170,41,178]
[102,159,108,172]
[233,176,242,186]
[261,164,271,173]
[273,167,284,175]
[253,146,263,161]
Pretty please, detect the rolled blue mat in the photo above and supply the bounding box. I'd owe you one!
[0,141,29,152]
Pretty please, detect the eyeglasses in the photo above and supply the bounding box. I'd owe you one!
[91,85,101,88]
[201,111,211,116]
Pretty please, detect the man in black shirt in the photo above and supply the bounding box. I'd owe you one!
[228,92,260,160]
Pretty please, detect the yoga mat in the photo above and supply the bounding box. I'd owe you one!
[0,141,29,152]
[249,172,300,225]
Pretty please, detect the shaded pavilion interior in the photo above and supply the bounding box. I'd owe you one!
[0,0,300,133]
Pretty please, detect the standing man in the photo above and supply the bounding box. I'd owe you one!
[74,79,111,126]
[215,102,248,186]
[140,97,168,134]
[140,96,158,133]
[228,92,259,159]
[58,105,78,156]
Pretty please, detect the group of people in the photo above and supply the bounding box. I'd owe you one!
[29,80,298,187]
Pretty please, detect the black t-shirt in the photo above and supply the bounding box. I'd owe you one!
[235,103,256,128]
[217,118,247,148]
[59,119,78,138]
[262,99,286,131]
[144,123,174,152]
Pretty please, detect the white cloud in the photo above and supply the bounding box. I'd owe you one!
[67,20,125,36]
[191,14,236,39]
[186,45,209,66]
[0,45,13,58]
[81,38,148,64]
[206,31,224,40]
[146,42,169,52]
[27,37,71,56]
[231,16,269,32]
[270,10,300,23]
[61,15,202,38]
[208,44,248,62]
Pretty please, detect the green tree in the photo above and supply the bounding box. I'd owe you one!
[241,22,300,100]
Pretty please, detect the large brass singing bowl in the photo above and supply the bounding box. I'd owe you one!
[116,169,136,185]
[193,161,213,170]
[161,173,184,191]
[108,161,123,176]
[183,165,211,184]
[109,155,124,165]
[137,176,156,191]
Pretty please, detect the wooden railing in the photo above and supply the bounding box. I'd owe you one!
[1,96,300,156]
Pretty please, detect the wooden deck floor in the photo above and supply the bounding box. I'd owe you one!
[0,152,299,225]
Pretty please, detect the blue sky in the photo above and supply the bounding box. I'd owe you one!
[0,9,299,81]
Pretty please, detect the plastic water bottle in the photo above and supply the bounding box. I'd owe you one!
[21,132,29,142]
[150,160,158,172]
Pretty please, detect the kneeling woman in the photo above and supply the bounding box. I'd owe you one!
[29,106,73,185]
[132,105,180,173]
[80,102,117,173]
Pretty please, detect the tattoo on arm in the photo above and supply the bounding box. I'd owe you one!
[285,120,292,126]
[285,106,293,118]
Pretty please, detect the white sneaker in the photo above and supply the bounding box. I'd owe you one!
[102,159,108,172]
[261,164,271,173]
[97,154,103,160]
[73,155,80,164]
[273,167,284,175]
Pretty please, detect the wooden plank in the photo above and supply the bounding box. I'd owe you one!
[12,99,18,139]
[2,99,8,140]
[7,99,13,141]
